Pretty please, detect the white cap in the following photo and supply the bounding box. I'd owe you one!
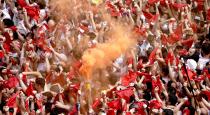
[187,59,197,71]
[143,104,147,108]
[195,16,201,21]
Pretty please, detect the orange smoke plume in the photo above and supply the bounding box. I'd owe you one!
[80,22,136,80]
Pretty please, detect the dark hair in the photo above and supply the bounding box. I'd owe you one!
[161,47,168,58]
[169,94,178,106]
[206,31,210,40]
[167,81,173,88]
[37,0,46,9]
[31,25,38,32]
[163,109,174,115]
[3,19,14,27]
[188,106,196,115]
[35,78,45,88]
[143,90,151,101]
[26,32,35,39]
[45,102,53,113]
[194,42,202,49]
[50,107,68,115]
[168,87,177,96]
[162,65,169,76]
[201,43,210,56]
[138,56,148,63]
[13,31,19,40]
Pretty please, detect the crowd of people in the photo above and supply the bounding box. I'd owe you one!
[0,0,209,114]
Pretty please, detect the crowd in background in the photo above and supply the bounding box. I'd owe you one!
[0,0,209,114]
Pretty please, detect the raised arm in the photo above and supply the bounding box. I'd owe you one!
[49,45,68,62]
[168,61,176,83]
[174,98,188,113]
[22,71,43,78]
[23,8,32,29]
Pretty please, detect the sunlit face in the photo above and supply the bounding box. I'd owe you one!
[188,48,195,56]
[18,10,24,20]
[26,50,35,58]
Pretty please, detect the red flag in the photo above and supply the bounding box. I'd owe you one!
[148,0,159,5]
[25,5,40,21]
[116,87,134,102]
[3,43,10,53]
[106,87,117,98]
[181,67,196,80]
[92,98,102,109]
[110,10,121,17]
[134,26,146,36]
[131,7,137,14]
[165,51,175,65]
[9,26,17,31]
[194,75,205,82]
[168,24,183,44]
[148,48,158,64]
[69,105,77,115]
[168,33,179,44]
[152,76,162,94]
[183,109,190,115]
[4,77,19,88]
[201,91,210,100]
[127,57,134,65]
[143,11,159,22]
[148,100,162,109]
[17,0,27,7]
[107,99,121,110]
[107,109,115,115]
[22,74,27,84]
[161,34,168,45]
[106,1,115,9]
[196,0,204,11]
[203,68,210,79]
[136,71,152,83]
[25,82,34,96]
[0,51,4,58]
[137,59,143,70]
[160,0,167,7]
[126,112,132,115]
[171,3,187,10]
[135,102,146,115]
[184,100,191,106]
[143,11,154,20]
[67,70,75,80]
[6,91,19,107]
[176,57,180,66]
[207,9,210,21]
[121,70,137,86]
[177,49,188,56]
[36,98,43,112]
[70,83,80,93]
[79,25,89,33]
[181,37,194,48]
[73,61,82,70]
[36,37,46,48]
[125,0,132,5]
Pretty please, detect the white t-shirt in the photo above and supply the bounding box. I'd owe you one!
[37,62,47,72]
[138,40,151,57]
[1,8,11,19]
[17,20,29,35]
[197,57,209,70]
